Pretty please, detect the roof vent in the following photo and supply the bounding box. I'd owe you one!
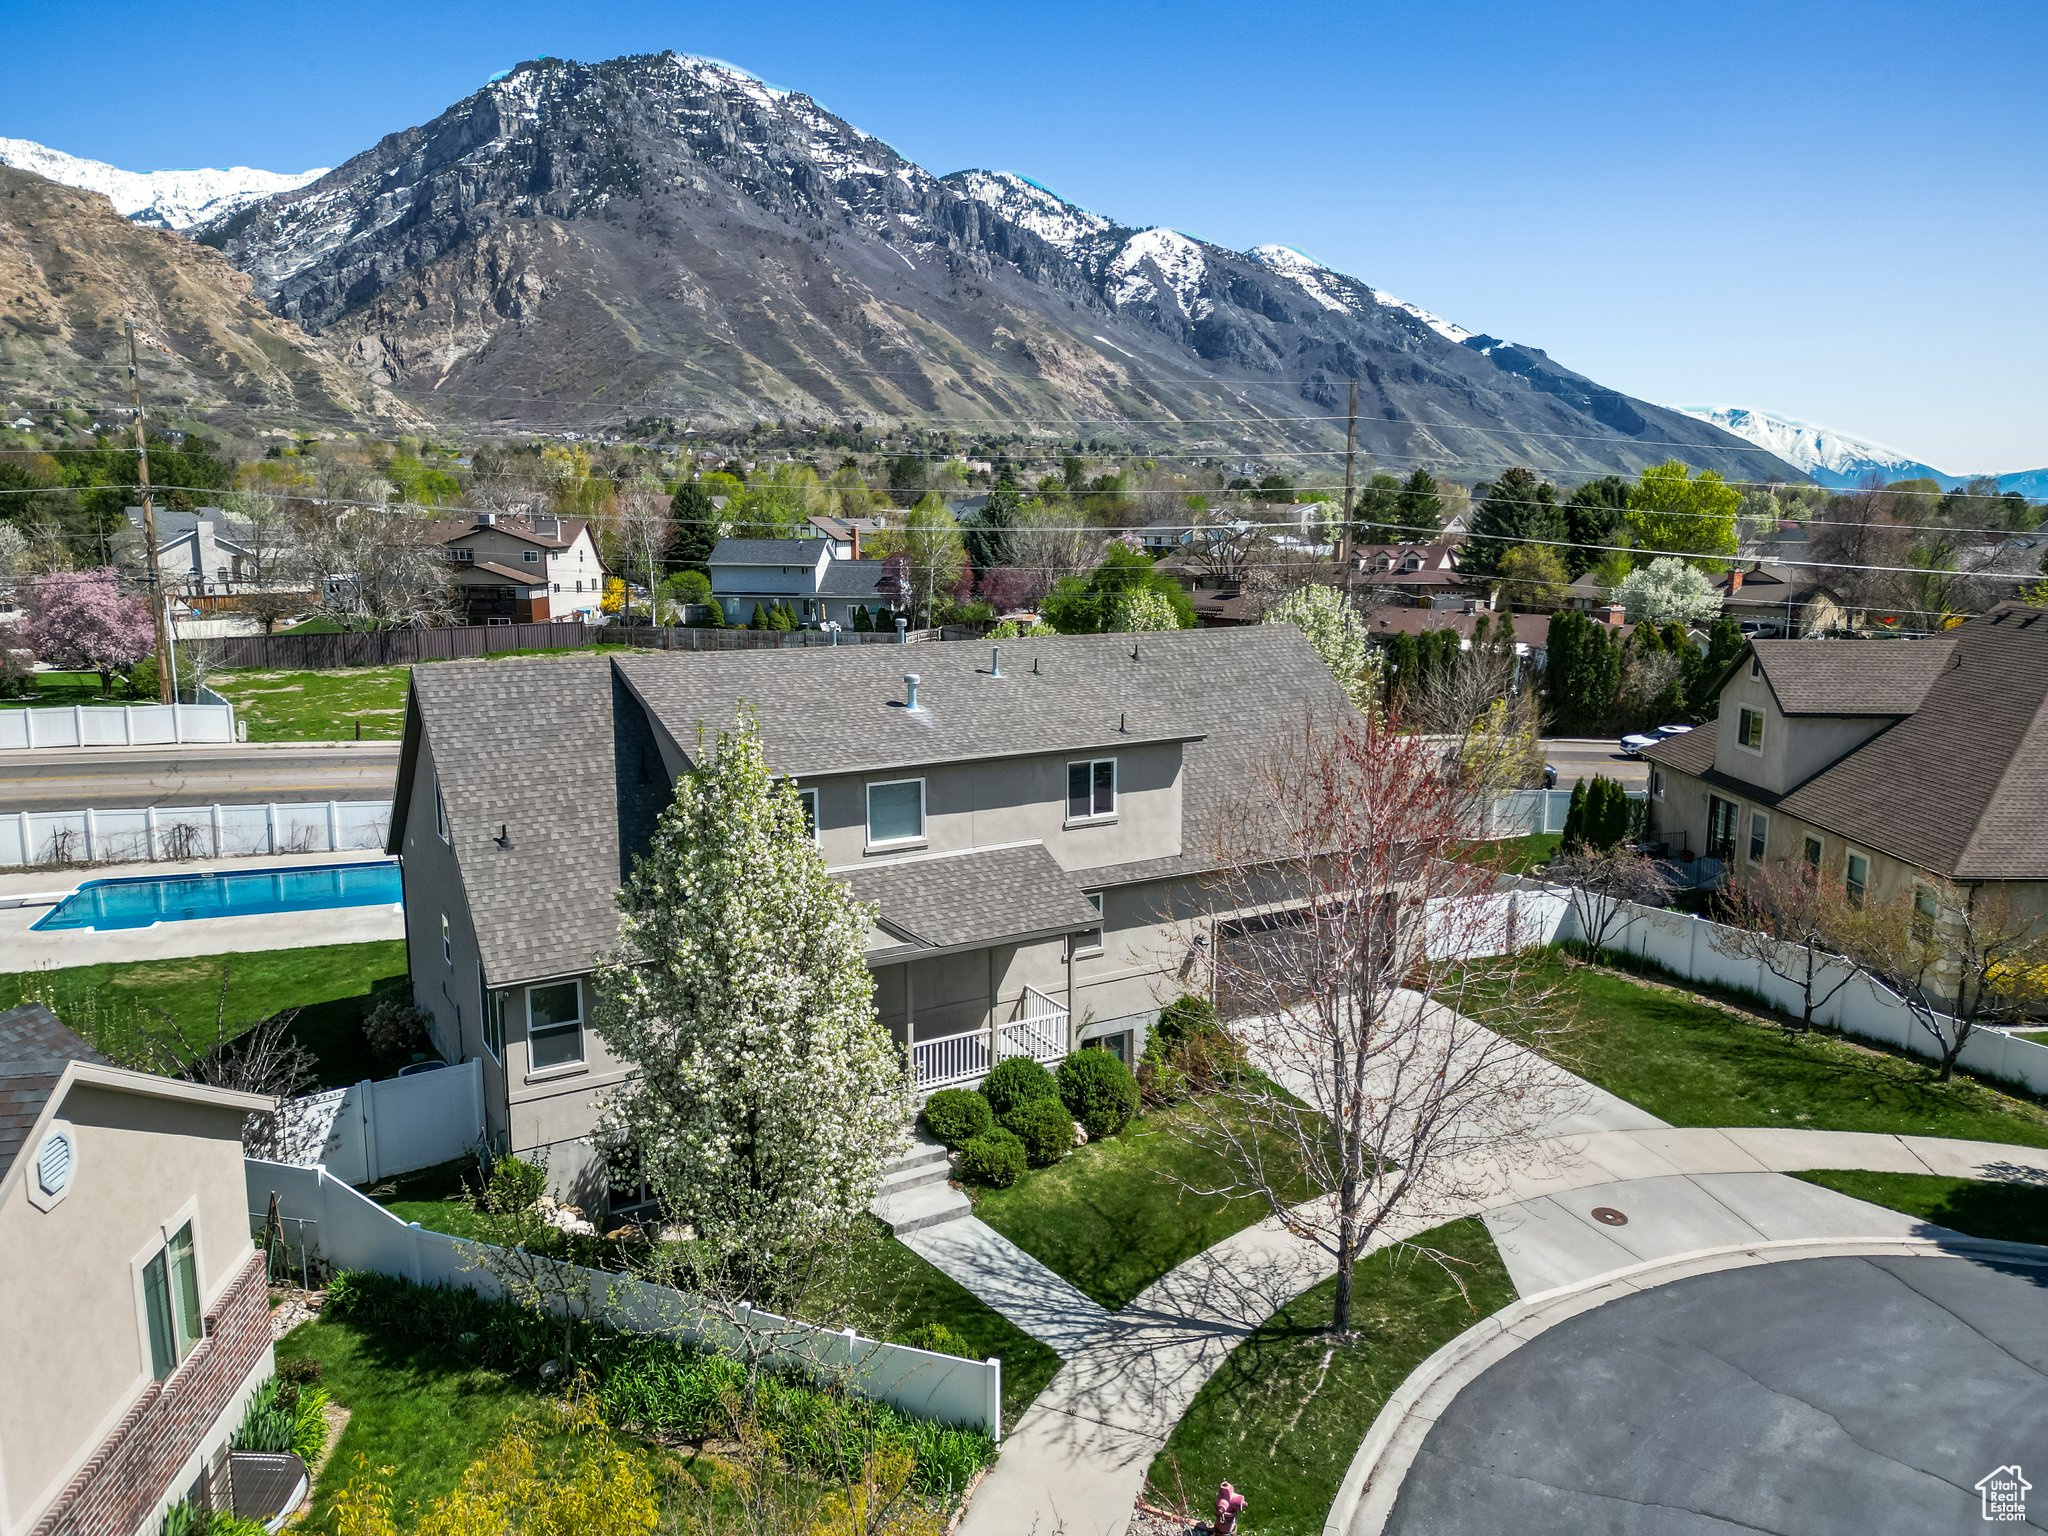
[903,674,923,712]
[28,1122,74,1211]
[990,644,1002,677]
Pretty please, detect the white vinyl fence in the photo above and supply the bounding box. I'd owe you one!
[0,799,389,868]
[273,1059,486,1185]
[0,699,236,750]
[1534,887,2048,1099]
[245,1159,1004,1437]
[1486,787,1647,838]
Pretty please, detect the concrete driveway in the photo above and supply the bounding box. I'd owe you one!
[1383,1252,2048,1534]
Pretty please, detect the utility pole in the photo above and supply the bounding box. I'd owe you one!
[1339,377,1359,576]
[125,318,176,704]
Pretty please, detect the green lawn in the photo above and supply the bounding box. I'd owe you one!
[207,667,412,741]
[971,1099,1325,1310]
[1474,831,1562,872]
[363,1157,493,1238]
[1486,952,2048,1149]
[1792,1169,2048,1248]
[0,671,125,708]
[0,940,407,1087]
[1146,1218,1515,1536]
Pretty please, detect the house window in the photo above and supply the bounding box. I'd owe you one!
[796,787,820,844]
[441,913,452,966]
[527,981,585,1071]
[1706,796,1738,861]
[1072,891,1104,958]
[866,779,925,847]
[1748,810,1768,862]
[522,549,539,564]
[1913,884,1939,940]
[141,1221,202,1381]
[1737,707,1764,752]
[434,774,448,843]
[1087,1030,1133,1066]
[480,965,503,1063]
[1067,758,1117,823]
[1650,768,1663,800]
[1751,655,1762,678]
[1803,835,1823,869]
[1845,852,1869,909]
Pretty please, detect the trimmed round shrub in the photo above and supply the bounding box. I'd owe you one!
[919,1088,993,1149]
[1156,993,1219,1047]
[958,1128,1026,1188]
[1058,1048,1139,1139]
[1002,1097,1073,1168]
[978,1056,1059,1120]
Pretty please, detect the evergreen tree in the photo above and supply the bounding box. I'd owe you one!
[748,601,770,630]
[1465,467,1562,577]
[1562,476,1630,577]
[964,477,1021,572]
[850,603,873,633]
[1351,472,1406,543]
[1559,780,1590,851]
[1544,610,1623,735]
[669,481,722,574]
[1398,469,1446,539]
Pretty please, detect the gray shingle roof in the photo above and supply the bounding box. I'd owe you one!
[1751,637,1956,715]
[0,1003,102,1185]
[816,560,888,598]
[845,844,1102,950]
[402,626,1353,985]
[709,539,824,566]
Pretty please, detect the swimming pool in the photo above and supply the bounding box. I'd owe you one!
[33,861,404,932]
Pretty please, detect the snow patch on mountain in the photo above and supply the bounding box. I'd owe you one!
[0,136,325,231]
[950,170,1112,256]
[1369,288,1474,345]
[1248,245,1357,315]
[1675,405,1949,488]
[1109,229,1212,319]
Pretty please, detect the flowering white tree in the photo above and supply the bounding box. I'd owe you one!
[1106,586,1187,632]
[592,714,906,1310]
[1617,556,1723,626]
[1264,582,1379,712]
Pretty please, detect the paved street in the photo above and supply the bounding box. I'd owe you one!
[0,744,399,810]
[1382,1253,2048,1535]
[1540,735,1649,790]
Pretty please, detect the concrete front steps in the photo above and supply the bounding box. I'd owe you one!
[871,1133,971,1235]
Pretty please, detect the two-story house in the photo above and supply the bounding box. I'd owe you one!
[1642,604,2048,919]
[386,628,1352,1205]
[428,512,607,624]
[0,1004,276,1536]
[706,538,891,628]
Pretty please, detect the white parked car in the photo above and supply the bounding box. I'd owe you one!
[1655,724,1693,737]
[1619,733,1660,756]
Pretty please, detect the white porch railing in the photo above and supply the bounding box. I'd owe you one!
[908,987,1071,1093]
[1000,986,1070,1066]
[911,1027,993,1092]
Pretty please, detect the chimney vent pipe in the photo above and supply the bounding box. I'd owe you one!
[904,674,922,711]
[990,645,1002,677]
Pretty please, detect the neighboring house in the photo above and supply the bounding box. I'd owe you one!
[387,627,1354,1205]
[121,507,280,599]
[1712,564,1846,636]
[1642,604,2048,915]
[1363,603,1553,665]
[797,515,881,560]
[706,538,890,628]
[427,512,606,624]
[1342,543,1480,607]
[0,1004,275,1536]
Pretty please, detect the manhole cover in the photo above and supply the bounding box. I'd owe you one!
[1591,1206,1629,1226]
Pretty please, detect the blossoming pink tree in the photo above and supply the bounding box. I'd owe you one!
[17,568,155,696]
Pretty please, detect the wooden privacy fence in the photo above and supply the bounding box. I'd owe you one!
[197,622,989,670]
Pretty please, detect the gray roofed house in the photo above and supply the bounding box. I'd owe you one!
[707,537,891,628]
[388,626,1355,1202]
[0,1003,104,1185]
[1643,606,2048,908]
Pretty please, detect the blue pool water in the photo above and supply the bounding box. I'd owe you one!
[33,861,403,931]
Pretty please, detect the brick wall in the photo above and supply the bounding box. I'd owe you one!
[31,1251,270,1536]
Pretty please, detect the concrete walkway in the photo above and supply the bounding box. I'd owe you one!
[955,1125,2048,1536]
[901,1217,1114,1356]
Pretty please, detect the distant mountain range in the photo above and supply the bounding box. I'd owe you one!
[0,57,1806,478]
[1677,405,2044,498]
[0,137,323,231]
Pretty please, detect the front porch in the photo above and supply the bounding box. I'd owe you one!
[904,985,1072,1094]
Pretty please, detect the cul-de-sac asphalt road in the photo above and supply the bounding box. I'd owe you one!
[0,744,400,811]
[1382,1252,2048,1535]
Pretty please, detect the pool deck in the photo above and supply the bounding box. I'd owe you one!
[0,849,404,970]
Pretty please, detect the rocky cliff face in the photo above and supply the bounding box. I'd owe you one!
[205,52,1792,477]
[0,165,413,429]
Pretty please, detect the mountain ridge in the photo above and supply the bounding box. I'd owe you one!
[1679,404,2044,496]
[0,137,324,232]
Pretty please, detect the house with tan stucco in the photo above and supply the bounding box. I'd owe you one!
[0,1005,276,1536]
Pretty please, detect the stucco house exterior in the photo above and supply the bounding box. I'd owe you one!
[0,1005,274,1536]
[706,538,891,628]
[428,512,606,624]
[1642,604,2048,919]
[386,627,1353,1204]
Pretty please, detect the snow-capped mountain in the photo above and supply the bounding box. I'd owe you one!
[0,136,325,231]
[942,170,1113,262]
[1675,405,1952,489]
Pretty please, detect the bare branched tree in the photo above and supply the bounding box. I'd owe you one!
[1836,882,2048,1081]
[1546,844,1676,960]
[304,506,457,630]
[1183,713,1580,1335]
[1712,858,1864,1031]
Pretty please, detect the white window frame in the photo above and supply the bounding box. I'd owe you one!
[434,772,449,843]
[133,1204,203,1383]
[1845,849,1870,909]
[796,787,820,845]
[865,778,926,850]
[526,980,586,1075]
[521,547,540,564]
[1747,809,1768,863]
[1802,834,1823,869]
[1066,757,1119,825]
[1736,706,1765,753]
[480,963,503,1064]
[441,913,453,966]
[1650,767,1664,801]
[1071,890,1105,959]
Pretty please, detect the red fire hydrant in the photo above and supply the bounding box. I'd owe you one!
[1214,1481,1247,1536]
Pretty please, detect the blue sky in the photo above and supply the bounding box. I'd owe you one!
[7,0,2044,471]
